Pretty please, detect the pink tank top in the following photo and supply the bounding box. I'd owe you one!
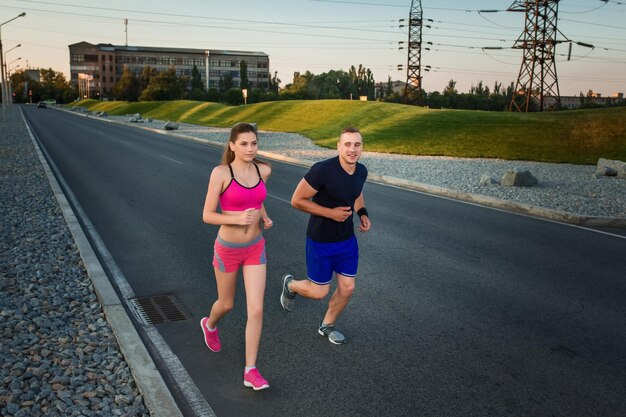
[219,163,267,211]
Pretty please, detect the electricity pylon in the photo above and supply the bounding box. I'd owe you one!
[508,0,561,112]
[403,0,423,104]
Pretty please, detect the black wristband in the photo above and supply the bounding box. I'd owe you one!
[357,207,368,217]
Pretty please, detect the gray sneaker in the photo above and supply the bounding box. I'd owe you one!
[280,274,295,311]
[318,322,346,345]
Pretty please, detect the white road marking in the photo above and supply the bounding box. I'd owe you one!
[160,155,183,164]
[267,192,291,205]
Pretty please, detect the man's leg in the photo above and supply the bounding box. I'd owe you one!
[280,237,332,311]
[322,273,355,325]
[289,279,330,300]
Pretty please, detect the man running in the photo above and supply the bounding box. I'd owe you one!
[280,126,371,345]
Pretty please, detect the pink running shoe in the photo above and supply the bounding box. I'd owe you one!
[243,368,269,391]
[200,317,221,352]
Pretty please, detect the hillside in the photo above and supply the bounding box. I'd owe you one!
[69,99,626,164]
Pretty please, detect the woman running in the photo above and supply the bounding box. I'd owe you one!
[200,122,273,391]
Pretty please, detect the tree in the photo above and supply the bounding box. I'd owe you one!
[348,65,375,99]
[113,67,140,102]
[269,71,281,93]
[240,60,249,90]
[385,76,394,99]
[206,88,221,103]
[443,79,459,108]
[191,64,203,91]
[280,71,315,99]
[39,68,74,103]
[219,72,234,92]
[223,87,243,105]
[140,66,157,91]
[9,71,33,103]
[139,67,184,101]
[492,81,502,96]
[443,79,458,95]
[310,70,349,99]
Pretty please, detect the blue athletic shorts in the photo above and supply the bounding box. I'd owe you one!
[306,236,359,285]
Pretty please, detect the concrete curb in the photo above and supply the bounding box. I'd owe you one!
[22,109,184,417]
[65,107,626,228]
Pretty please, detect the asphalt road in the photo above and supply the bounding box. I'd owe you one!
[23,105,626,417]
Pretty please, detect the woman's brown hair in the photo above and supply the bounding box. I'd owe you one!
[221,122,269,166]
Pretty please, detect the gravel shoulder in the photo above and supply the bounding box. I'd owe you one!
[1,109,152,417]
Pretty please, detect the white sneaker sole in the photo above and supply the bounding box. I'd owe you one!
[318,328,346,345]
[244,381,270,391]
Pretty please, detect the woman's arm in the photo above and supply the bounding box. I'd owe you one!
[260,203,273,229]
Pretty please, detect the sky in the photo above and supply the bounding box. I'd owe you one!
[2,0,626,96]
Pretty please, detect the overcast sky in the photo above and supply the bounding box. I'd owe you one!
[2,0,625,96]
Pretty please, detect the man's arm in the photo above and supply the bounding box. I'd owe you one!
[291,178,353,223]
[354,192,371,232]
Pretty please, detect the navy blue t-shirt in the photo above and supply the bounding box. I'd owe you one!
[303,156,368,242]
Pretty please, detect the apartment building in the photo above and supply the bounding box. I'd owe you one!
[68,41,269,98]
[560,92,625,109]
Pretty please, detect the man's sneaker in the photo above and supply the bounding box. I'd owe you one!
[200,317,221,352]
[318,322,346,345]
[243,368,269,391]
[280,274,295,311]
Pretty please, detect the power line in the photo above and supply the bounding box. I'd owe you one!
[310,0,405,7]
[560,17,626,30]
[10,0,402,33]
[2,5,401,43]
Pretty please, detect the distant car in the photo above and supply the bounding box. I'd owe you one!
[37,101,47,108]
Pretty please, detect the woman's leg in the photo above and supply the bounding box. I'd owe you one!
[207,268,238,328]
[242,264,266,367]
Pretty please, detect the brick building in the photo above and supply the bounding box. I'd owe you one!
[68,41,269,99]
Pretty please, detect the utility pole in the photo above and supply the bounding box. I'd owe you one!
[402,0,424,104]
[124,19,128,47]
[508,0,561,112]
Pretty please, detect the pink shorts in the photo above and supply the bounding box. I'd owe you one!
[213,235,266,273]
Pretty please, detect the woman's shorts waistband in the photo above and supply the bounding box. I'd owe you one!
[216,234,263,248]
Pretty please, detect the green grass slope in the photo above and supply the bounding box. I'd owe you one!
[68,99,626,164]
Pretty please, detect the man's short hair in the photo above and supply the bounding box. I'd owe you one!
[340,127,361,138]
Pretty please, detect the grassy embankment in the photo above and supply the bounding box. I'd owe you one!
[68,99,626,164]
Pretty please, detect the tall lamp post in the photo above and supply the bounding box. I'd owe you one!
[7,57,21,103]
[4,43,21,106]
[1,12,26,120]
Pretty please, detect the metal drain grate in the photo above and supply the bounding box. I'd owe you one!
[129,295,190,325]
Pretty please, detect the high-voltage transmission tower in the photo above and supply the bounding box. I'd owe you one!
[508,0,561,112]
[402,0,424,104]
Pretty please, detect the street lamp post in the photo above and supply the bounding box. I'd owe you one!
[6,57,21,104]
[0,12,26,120]
[4,43,21,106]
[7,63,20,102]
